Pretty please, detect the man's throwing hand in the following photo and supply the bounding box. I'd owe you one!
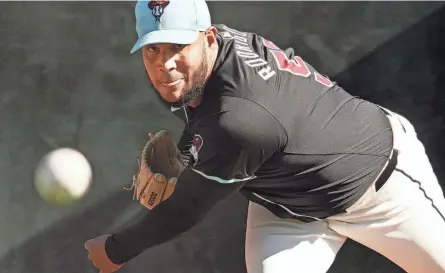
[85,235,123,273]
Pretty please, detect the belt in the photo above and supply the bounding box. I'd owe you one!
[374,149,398,191]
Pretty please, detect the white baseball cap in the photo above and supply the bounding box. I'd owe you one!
[130,0,211,54]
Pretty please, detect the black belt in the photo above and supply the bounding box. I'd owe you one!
[374,149,399,191]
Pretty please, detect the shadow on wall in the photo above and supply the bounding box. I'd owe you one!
[0,3,444,273]
[334,5,445,182]
[325,4,445,273]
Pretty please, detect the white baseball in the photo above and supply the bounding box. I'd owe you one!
[34,147,92,205]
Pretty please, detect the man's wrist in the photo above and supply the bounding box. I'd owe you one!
[104,234,126,265]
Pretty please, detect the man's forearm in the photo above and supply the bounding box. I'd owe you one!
[104,167,244,265]
[105,201,202,264]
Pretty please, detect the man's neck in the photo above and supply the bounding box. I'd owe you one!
[187,42,220,109]
[187,97,202,108]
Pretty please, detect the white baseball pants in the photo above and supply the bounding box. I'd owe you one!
[245,110,445,273]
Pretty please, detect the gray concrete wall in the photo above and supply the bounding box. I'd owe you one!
[0,2,444,272]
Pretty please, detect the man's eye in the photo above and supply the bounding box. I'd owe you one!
[146,46,157,52]
[174,44,187,49]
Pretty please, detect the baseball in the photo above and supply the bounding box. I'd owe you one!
[34,147,93,205]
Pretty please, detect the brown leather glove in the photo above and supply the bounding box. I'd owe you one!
[125,130,186,210]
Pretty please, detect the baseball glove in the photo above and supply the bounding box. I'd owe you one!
[125,130,187,210]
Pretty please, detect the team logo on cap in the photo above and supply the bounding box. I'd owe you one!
[148,0,169,22]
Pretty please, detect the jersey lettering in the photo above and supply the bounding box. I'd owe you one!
[270,51,310,77]
[223,25,277,81]
[223,26,247,37]
[237,51,259,59]
[235,44,252,51]
[219,31,233,39]
[263,39,280,50]
[258,66,277,81]
[234,36,248,43]
[245,58,268,68]
[314,71,334,88]
[262,38,334,88]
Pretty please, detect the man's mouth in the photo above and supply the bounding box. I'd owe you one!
[161,79,182,87]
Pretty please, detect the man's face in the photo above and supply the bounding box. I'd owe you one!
[142,32,209,106]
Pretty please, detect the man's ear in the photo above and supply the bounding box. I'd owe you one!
[204,26,218,49]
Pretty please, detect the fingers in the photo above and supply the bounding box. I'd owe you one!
[88,254,102,272]
[140,173,167,209]
[84,240,91,249]
[85,240,100,272]
[161,177,177,201]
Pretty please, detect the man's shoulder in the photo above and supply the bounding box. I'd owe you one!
[212,24,335,90]
[205,27,279,114]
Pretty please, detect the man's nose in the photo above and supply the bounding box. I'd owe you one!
[158,54,177,72]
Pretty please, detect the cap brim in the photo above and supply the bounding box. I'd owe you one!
[130,29,200,54]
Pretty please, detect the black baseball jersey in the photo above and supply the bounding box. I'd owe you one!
[105,24,394,264]
[173,24,393,220]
